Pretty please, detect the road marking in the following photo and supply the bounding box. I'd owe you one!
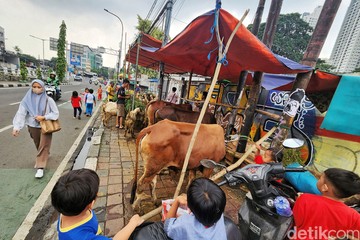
[9,101,21,105]
[57,101,70,107]
[63,91,72,94]
[0,125,13,133]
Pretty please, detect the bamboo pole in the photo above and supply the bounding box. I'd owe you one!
[141,9,249,221]
[210,126,276,181]
[173,9,249,199]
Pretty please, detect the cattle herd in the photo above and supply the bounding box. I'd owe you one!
[101,99,227,209]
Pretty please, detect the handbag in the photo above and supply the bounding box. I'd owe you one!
[40,98,61,134]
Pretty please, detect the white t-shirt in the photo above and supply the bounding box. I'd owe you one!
[86,94,95,104]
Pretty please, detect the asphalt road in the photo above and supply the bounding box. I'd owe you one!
[0,80,103,239]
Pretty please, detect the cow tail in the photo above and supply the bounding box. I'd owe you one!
[130,126,152,204]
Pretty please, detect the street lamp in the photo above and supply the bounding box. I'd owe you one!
[29,35,47,68]
[104,8,124,82]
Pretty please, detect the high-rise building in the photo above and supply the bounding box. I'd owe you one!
[302,5,323,29]
[329,0,360,73]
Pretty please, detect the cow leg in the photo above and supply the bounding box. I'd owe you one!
[150,176,162,206]
[132,171,158,209]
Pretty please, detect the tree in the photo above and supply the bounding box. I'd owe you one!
[316,58,335,72]
[56,21,67,82]
[136,15,164,41]
[248,13,313,62]
[20,61,28,81]
[36,65,42,79]
[353,67,360,73]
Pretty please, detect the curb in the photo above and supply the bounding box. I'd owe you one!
[13,103,103,240]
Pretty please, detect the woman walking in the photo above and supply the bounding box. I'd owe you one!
[12,79,59,179]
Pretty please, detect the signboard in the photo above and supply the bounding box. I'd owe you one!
[50,37,58,51]
[70,51,81,66]
[70,42,84,54]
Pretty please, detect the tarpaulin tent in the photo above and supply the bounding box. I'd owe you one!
[126,8,312,83]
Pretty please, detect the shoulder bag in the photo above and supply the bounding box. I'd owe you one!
[40,98,61,134]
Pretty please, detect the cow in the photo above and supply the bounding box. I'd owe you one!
[130,119,226,209]
[102,102,118,127]
[145,100,192,126]
[124,107,145,138]
[155,106,216,124]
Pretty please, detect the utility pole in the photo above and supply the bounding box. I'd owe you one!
[29,34,47,69]
[271,0,342,151]
[158,0,173,100]
[237,0,283,153]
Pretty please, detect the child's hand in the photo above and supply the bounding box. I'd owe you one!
[129,214,144,226]
[176,195,188,206]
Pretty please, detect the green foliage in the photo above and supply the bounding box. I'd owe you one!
[248,13,312,62]
[282,148,304,166]
[36,65,42,79]
[56,21,67,82]
[316,58,335,72]
[353,67,360,73]
[125,97,146,113]
[20,61,28,81]
[136,15,164,41]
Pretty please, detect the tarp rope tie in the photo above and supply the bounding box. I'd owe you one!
[217,52,228,66]
[205,0,221,44]
[207,46,219,60]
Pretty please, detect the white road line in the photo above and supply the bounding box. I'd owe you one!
[57,100,70,107]
[0,125,13,133]
[63,91,72,94]
[9,101,21,105]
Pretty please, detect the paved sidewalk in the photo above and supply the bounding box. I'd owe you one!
[91,116,244,238]
[42,111,245,239]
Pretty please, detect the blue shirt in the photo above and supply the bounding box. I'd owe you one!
[164,213,226,240]
[57,210,109,240]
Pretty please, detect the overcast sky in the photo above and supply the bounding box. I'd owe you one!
[0,0,351,68]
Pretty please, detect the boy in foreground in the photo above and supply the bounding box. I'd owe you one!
[51,168,143,240]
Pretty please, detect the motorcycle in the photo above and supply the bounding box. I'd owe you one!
[45,83,61,101]
[201,160,305,240]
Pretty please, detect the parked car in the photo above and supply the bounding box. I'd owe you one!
[74,75,83,81]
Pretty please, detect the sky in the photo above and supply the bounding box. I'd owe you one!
[0,0,351,68]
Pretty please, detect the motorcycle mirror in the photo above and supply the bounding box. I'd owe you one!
[282,138,304,149]
[200,159,219,169]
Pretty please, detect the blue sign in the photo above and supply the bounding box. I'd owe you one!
[70,51,81,66]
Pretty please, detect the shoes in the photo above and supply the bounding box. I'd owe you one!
[119,126,124,129]
[115,125,120,128]
[73,117,76,119]
[78,116,81,120]
[35,169,44,179]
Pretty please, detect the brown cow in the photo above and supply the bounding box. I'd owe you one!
[155,106,216,124]
[145,100,192,126]
[124,107,145,138]
[130,119,226,208]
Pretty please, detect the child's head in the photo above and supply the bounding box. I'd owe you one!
[187,178,226,227]
[264,148,276,163]
[51,169,99,216]
[72,91,78,97]
[89,89,94,94]
[317,168,360,199]
[85,87,89,93]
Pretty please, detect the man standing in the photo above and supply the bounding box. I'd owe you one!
[106,81,115,102]
[166,87,179,104]
[116,79,130,129]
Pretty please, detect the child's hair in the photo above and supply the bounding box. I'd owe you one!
[187,178,226,227]
[89,89,94,94]
[266,148,277,162]
[72,91,78,98]
[324,168,360,198]
[51,169,99,216]
[85,87,89,92]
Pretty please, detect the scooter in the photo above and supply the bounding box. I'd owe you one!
[45,83,61,101]
[201,160,305,240]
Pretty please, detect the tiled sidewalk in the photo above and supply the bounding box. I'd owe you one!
[93,118,245,238]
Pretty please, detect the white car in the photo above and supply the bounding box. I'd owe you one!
[89,77,99,85]
[74,75,83,81]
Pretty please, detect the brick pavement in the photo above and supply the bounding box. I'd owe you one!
[93,116,246,238]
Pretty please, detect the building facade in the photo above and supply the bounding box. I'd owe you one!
[301,5,323,29]
[329,0,360,73]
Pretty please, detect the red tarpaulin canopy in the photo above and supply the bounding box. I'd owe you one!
[126,8,312,82]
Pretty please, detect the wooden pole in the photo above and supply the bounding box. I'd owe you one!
[173,9,249,199]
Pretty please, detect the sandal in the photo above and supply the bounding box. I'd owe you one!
[116,125,120,128]
[119,126,124,129]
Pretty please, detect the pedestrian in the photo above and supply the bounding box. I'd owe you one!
[254,143,276,164]
[51,168,144,240]
[115,79,130,129]
[71,91,82,120]
[135,84,141,97]
[85,89,96,117]
[97,85,102,101]
[166,87,179,104]
[81,87,89,103]
[106,81,115,102]
[12,79,59,179]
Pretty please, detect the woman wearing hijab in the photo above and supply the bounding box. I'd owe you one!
[12,79,59,179]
